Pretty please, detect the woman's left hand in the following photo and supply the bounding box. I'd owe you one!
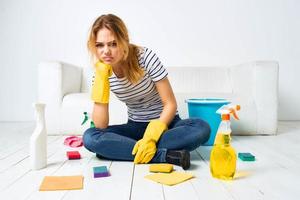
[132,138,157,163]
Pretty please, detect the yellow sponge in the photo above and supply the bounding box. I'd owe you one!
[149,164,173,173]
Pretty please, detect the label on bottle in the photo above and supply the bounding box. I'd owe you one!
[214,133,231,145]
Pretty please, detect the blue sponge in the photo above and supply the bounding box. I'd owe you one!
[93,166,110,178]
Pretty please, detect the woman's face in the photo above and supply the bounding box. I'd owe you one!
[95,28,123,66]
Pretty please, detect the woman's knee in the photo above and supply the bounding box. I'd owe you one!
[194,118,211,141]
[82,127,99,151]
[177,118,211,143]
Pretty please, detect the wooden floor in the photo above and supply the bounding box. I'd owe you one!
[1,121,300,200]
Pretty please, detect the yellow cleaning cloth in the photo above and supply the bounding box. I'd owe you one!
[149,164,173,173]
[145,171,194,186]
[39,175,84,191]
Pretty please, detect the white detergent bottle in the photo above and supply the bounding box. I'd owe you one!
[30,103,47,170]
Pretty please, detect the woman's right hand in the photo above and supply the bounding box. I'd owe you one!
[91,61,112,104]
[95,61,112,77]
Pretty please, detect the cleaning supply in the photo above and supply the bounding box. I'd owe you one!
[185,98,230,145]
[149,164,173,173]
[30,103,47,170]
[93,166,110,178]
[64,136,83,147]
[81,112,95,128]
[145,171,194,186]
[210,104,240,180]
[238,152,255,161]
[91,61,112,103]
[67,151,81,160]
[81,112,89,125]
[39,175,83,191]
[132,120,167,164]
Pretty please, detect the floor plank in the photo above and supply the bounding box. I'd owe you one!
[131,164,164,200]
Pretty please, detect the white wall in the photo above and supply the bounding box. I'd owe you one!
[0,0,299,121]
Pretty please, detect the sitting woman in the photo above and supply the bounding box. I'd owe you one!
[83,14,210,169]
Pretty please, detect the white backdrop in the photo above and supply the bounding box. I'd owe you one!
[0,0,299,121]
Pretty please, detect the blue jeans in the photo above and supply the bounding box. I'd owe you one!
[83,115,210,163]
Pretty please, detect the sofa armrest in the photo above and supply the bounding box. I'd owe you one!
[231,61,279,135]
[38,61,82,134]
[253,61,279,134]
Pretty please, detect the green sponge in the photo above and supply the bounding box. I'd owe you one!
[238,152,255,161]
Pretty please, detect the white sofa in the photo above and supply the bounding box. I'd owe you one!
[38,61,279,135]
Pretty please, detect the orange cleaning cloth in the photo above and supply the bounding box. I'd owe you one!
[39,175,84,191]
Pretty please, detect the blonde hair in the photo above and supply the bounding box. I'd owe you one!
[87,14,144,84]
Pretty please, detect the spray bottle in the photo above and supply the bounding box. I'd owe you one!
[81,112,95,128]
[210,104,240,180]
[30,103,47,170]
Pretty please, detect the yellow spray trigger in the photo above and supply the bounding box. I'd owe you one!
[229,105,240,120]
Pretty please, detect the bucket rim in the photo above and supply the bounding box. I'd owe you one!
[185,98,230,104]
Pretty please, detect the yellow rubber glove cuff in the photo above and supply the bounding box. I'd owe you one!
[132,120,167,164]
[142,120,168,142]
[91,61,112,104]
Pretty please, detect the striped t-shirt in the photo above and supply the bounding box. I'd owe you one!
[109,47,169,122]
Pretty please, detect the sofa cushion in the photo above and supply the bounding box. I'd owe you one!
[168,67,232,94]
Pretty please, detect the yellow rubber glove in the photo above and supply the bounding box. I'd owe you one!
[132,120,167,164]
[91,61,112,103]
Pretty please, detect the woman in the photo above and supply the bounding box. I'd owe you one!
[83,14,210,169]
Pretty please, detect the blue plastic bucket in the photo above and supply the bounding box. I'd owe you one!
[185,98,230,146]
